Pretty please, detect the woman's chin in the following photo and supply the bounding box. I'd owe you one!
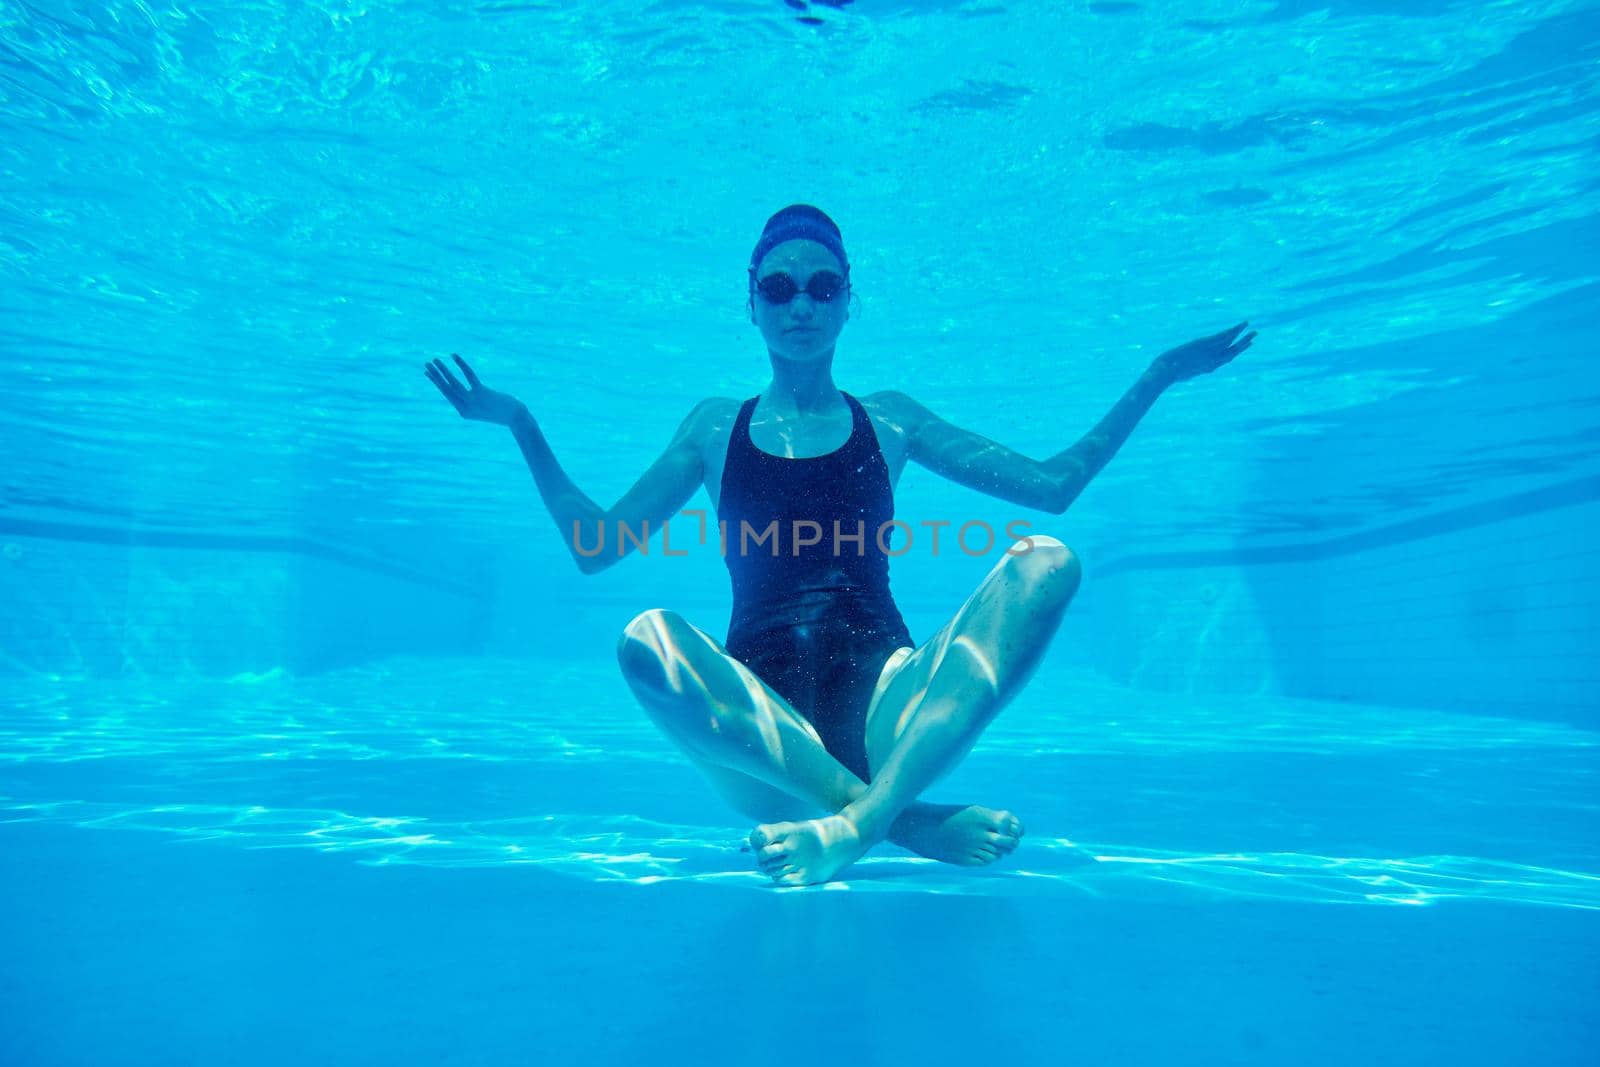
[773,334,831,358]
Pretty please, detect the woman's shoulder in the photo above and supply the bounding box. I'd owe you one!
[682,396,744,445]
[855,390,922,429]
[692,395,744,424]
[853,392,917,468]
[856,389,903,408]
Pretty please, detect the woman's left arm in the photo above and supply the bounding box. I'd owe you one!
[890,321,1255,514]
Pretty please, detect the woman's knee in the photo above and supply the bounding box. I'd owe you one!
[1012,534,1081,601]
[618,611,750,743]
[616,608,685,681]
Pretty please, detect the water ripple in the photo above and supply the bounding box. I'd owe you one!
[3,796,1595,908]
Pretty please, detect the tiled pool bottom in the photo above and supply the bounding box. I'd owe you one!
[2,657,1597,1064]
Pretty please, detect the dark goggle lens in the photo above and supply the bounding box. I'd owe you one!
[756,271,845,304]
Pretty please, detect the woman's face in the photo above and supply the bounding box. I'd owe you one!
[749,239,850,360]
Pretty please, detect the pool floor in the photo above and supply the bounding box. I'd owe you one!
[2,657,1597,1064]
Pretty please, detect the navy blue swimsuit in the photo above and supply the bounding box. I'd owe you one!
[718,391,914,781]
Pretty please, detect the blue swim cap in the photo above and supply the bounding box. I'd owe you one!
[748,204,850,283]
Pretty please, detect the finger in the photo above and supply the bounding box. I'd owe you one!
[423,363,464,407]
[452,353,482,389]
[424,362,466,401]
[430,358,466,393]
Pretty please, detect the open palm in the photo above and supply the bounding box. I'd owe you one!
[424,354,525,426]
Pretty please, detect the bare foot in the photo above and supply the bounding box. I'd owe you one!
[750,813,874,886]
[889,803,1023,866]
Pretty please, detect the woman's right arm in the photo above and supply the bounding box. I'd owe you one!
[426,354,713,575]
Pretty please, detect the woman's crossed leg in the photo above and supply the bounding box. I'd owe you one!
[617,534,1081,885]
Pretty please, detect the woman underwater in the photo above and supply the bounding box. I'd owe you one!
[426,204,1254,886]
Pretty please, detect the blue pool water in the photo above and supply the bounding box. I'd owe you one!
[3,2,1599,1064]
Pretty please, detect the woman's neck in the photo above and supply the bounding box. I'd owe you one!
[764,352,842,414]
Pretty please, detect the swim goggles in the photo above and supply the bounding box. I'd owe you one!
[753,270,848,304]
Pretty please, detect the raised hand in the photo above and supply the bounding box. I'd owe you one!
[1155,321,1256,383]
[424,354,527,427]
